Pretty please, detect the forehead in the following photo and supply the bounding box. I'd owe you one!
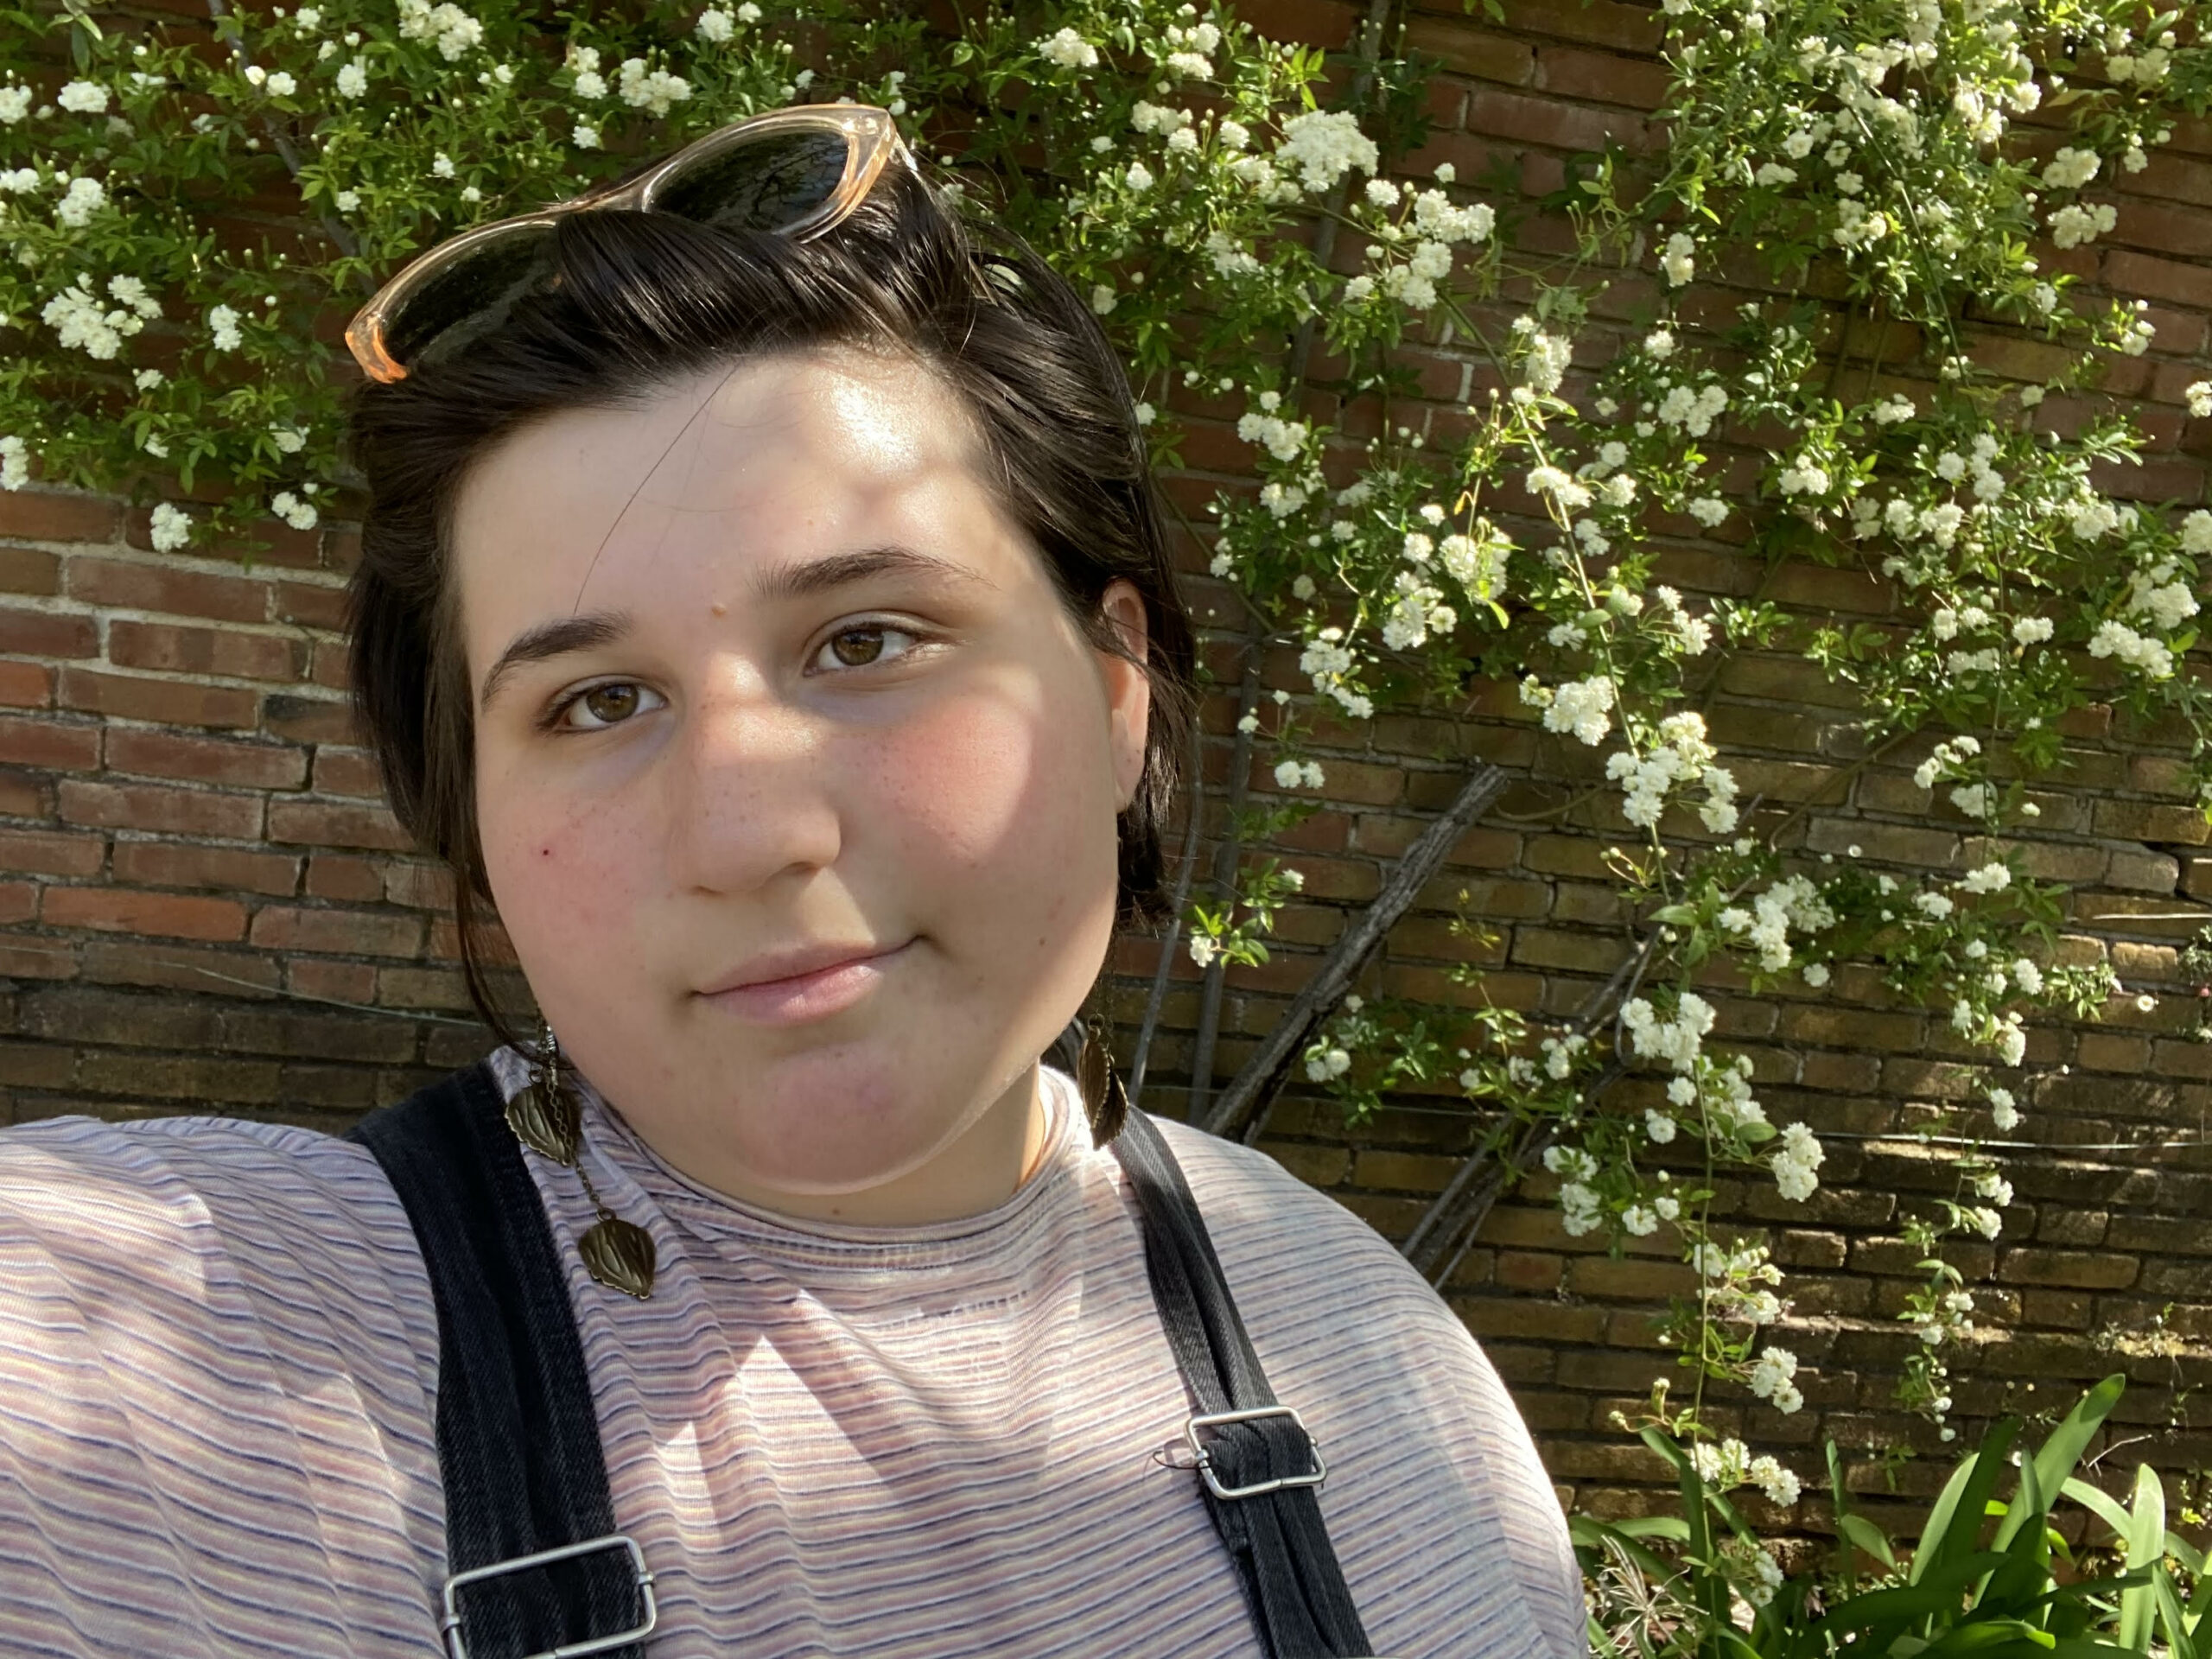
[447,347,1000,636]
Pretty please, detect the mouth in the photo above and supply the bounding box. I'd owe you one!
[696,938,912,1027]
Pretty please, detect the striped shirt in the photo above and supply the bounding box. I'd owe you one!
[0,1051,1583,1658]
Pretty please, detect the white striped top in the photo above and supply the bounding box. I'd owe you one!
[0,1051,1583,1659]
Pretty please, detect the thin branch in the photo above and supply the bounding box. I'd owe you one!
[1203,761,1510,1140]
[189,964,485,1026]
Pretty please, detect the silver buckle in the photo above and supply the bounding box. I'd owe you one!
[1183,1404,1328,1502]
[441,1532,658,1659]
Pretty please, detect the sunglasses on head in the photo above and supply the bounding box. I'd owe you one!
[344,103,910,385]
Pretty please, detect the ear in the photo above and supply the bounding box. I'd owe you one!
[1096,579,1152,811]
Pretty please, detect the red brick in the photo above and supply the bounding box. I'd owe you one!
[105,728,307,791]
[266,798,414,852]
[1402,18,1535,84]
[0,661,53,709]
[1464,86,1645,153]
[273,580,348,629]
[0,938,75,980]
[248,906,423,957]
[0,828,103,877]
[111,842,300,897]
[108,620,304,683]
[56,780,264,840]
[0,607,96,658]
[1534,45,1671,109]
[0,491,117,544]
[0,549,59,595]
[305,854,385,902]
[0,768,48,818]
[0,715,99,772]
[58,667,257,728]
[309,746,385,801]
[0,880,34,925]
[41,886,247,943]
[65,556,270,623]
[260,694,358,746]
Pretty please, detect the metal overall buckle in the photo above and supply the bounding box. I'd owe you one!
[1182,1403,1330,1502]
[440,1532,659,1659]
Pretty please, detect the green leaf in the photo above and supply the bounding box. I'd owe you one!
[1913,1420,2020,1586]
[2117,1463,2164,1653]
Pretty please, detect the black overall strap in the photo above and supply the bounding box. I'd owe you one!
[1110,1108,1374,1658]
[346,1060,652,1659]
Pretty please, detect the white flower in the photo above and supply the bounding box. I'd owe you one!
[1277,110,1378,194]
[0,435,30,491]
[1749,1455,1802,1508]
[335,59,369,97]
[1959,861,2011,894]
[397,0,486,60]
[334,188,361,213]
[0,85,31,124]
[1621,1205,1658,1236]
[2050,200,2117,250]
[1124,162,1154,192]
[2186,382,2212,421]
[265,70,298,97]
[616,57,691,117]
[431,151,456,179]
[207,302,243,352]
[149,501,194,552]
[695,6,734,41]
[1542,676,1616,746]
[57,79,109,116]
[1688,496,1728,528]
[132,367,163,391]
[1802,961,1830,988]
[1644,1109,1676,1144]
[270,489,320,531]
[54,175,106,228]
[1749,1346,1802,1413]
[2041,146,2100,189]
[572,120,603,150]
[1187,933,1219,969]
[1661,231,1695,286]
[1038,27,1099,69]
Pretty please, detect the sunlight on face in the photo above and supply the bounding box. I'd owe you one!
[450,347,1150,1220]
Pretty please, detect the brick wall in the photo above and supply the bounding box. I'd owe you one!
[3,0,2210,1512]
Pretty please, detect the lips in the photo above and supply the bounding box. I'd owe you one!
[696,938,911,1026]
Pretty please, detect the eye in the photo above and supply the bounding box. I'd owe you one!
[810,621,923,673]
[554,679,666,731]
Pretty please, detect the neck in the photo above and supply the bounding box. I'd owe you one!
[621,1062,1053,1229]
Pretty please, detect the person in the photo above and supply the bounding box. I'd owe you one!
[0,105,1583,1659]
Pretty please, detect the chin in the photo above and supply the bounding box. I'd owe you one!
[701,1043,987,1195]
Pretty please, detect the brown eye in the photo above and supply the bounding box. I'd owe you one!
[810,623,921,673]
[830,626,886,667]
[557,680,663,730]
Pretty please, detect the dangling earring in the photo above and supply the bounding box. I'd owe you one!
[507,1025,659,1300]
[1076,1015,1130,1147]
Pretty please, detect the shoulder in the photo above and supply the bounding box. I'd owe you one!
[0,1103,451,1654]
[0,1095,442,1402]
[1141,1111,1586,1659]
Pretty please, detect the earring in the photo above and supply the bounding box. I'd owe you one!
[507,1026,659,1300]
[1077,1016,1130,1147]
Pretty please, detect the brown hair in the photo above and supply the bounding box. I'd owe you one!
[342,161,1195,1034]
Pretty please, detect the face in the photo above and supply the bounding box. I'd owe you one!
[451,346,1150,1218]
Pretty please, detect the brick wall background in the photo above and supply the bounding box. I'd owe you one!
[3,0,2211,1516]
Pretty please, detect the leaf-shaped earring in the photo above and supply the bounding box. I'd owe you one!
[510,1026,658,1300]
[1077,1016,1129,1147]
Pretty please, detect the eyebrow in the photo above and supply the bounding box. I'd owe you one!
[475,544,991,712]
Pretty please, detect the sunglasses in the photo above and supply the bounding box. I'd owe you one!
[345,103,910,385]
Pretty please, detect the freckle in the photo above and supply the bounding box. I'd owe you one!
[540,846,553,858]
[710,601,728,616]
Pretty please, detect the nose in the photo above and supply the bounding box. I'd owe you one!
[660,664,843,896]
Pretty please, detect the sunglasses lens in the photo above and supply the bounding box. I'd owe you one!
[650,127,854,235]
[385,221,557,370]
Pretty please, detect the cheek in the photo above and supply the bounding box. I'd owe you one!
[868,677,1118,929]
[477,773,652,968]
